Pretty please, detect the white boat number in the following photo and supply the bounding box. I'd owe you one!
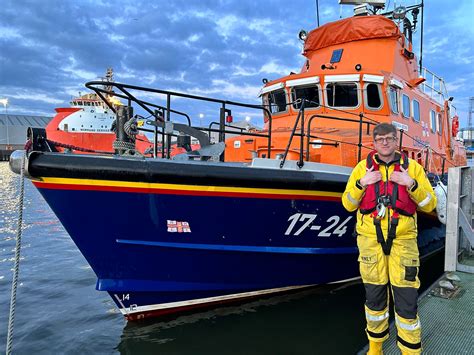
[284,213,353,237]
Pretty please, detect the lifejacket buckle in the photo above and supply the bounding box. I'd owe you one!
[375,203,386,219]
[377,195,391,206]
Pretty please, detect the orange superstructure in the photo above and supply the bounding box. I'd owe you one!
[225,14,466,173]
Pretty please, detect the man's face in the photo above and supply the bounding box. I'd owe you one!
[373,133,397,157]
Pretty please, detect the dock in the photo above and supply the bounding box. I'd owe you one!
[360,166,474,354]
[383,266,473,354]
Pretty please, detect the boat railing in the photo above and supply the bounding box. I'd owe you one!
[420,67,449,104]
[278,99,377,168]
[85,81,273,161]
[281,99,454,175]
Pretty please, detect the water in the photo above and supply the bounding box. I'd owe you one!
[0,162,444,354]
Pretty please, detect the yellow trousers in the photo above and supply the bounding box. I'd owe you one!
[357,234,422,354]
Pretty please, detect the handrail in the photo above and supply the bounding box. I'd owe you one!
[420,66,449,104]
[85,81,455,170]
[207,122,271,139]
[298,132,373,150]
[305,112,377,162]
[280,101,305,168]
[85,81,274,159]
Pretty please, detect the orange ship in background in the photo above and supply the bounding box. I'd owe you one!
[45,69,154,154]
[224,4,466,172]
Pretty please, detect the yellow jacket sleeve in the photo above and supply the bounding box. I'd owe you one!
[342,160,367,212]
[407,159,437,213]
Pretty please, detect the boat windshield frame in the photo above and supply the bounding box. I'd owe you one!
[263,89,288,115]
[290,84,321,110]
[388,86,400,115]
[324,81,360,110]
[363,82,383,111]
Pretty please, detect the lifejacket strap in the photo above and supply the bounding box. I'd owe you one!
[373,214,399,256]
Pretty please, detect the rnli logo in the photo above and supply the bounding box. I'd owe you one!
[167,220,191,233]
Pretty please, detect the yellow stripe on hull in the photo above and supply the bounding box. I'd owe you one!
[39,177,343,198]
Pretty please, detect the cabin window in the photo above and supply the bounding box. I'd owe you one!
[263,89,287,114]
[291,85,320,109]
[437,113,443,135]
[364,83,382,110]
[402,94,410,118]
[388,86,399,114]
[430,110,436,132]
[412,99,420,122]
[325,83,358,108]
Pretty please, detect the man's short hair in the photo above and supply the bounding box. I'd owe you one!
[373,123,398,139]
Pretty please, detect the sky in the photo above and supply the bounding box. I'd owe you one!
[0,0,473,127]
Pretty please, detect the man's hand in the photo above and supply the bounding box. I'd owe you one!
[359,166,382,187]
[389,166,414,187]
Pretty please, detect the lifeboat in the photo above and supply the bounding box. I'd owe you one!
[10,1,466,320]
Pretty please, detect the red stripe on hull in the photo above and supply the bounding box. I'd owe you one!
[125,287,315,321]
[32,181,341,201]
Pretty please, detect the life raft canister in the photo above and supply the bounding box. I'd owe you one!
[359,151,417,216]
[452,115,459,137]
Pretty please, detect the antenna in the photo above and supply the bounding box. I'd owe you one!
[419,0,424,71]
[316,0,320,27]
[103,68,114,94]
[469,97,474,147]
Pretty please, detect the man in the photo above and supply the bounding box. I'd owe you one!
[342,123,437,354]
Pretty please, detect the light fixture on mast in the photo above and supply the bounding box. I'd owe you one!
[338,0,386,6]
[339,0,386,14]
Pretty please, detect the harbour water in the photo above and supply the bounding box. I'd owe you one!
[0,162,444,354]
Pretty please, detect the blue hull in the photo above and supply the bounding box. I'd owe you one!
[35,183,444,319]
[25,153,444,319]
[37,187,360,316]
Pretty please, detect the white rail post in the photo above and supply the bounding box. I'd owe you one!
[445,167,461,272]
[445,166,474,273]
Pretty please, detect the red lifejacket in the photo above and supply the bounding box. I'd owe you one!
[359,151,417,216]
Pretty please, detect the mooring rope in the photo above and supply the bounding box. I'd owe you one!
[6,152,25,355]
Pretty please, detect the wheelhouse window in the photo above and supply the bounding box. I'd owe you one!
[402,94,410,118]
[412,99,420,122]
[430,110,437,133]
[291,85,320,109]
[388,86,399,114]
[263,89,287,114]
[364,83,382,110]
[326,82,358,108]
[437,113,443,135]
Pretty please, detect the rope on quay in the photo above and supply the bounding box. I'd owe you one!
[6,152,26,355]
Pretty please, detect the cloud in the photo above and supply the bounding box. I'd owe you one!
[259,60,297,75]
[424,37,449,55]
[0,0,472,126]
[445,78,467,93]
[187,79,262,101]
[7,90,64,105]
